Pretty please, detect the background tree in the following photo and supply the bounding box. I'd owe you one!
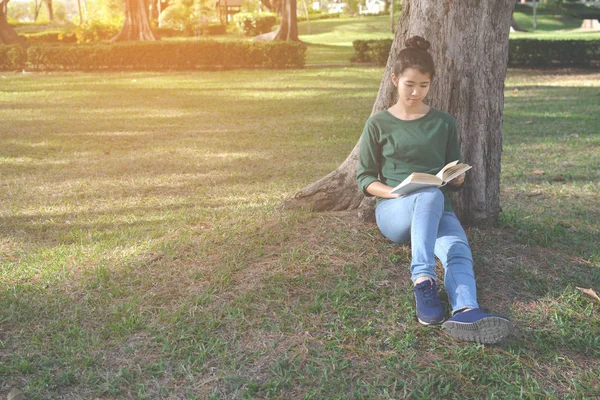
[254,0,298,41]
[1,0,26,45]
[46,0,53,20]
[33,0,53,21]
[76,0,88,23]
[111,0,157,41]
[260,0,282,14]
[283,0,515,226]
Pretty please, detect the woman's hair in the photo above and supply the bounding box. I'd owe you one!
[393,36,435,78]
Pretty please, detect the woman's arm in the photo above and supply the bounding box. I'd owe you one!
[366,181,401,199]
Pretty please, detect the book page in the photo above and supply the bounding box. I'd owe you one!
[435,160,459,180]
[441,164,472,183]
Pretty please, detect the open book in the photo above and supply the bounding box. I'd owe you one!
[390,160,472,196]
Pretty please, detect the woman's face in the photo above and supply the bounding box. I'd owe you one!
[392,68,431,108]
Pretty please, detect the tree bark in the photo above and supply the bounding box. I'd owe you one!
[46,0,54,20]
[283,0,515,226]
[111,0,157,42]
[253,0,299,41]
[0,0,27,46]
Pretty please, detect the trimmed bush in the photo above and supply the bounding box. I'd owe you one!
[24,31,77,44]
[352,39,600,67]
[351,39,392,63]
[0,45,27,70]
[508,39,600,67]
[233,13,278,36]
[0,40,306,71]
[154,24,226,38]
[74,21,121,43]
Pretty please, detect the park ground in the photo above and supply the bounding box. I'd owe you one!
[1,12,600,400]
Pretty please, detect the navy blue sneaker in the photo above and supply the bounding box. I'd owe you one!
[413,279,445,325]
[442,308,512,344]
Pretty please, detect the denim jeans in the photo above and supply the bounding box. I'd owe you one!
[375,187,479,314]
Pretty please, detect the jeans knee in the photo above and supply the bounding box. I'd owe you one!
[446,241,473,265]
[414,187,445,210]
[421,187,444,200]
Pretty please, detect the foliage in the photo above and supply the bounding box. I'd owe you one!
[352,38,600,67]
[561,2,600,19]
[159,3,192,31]
[233,13,278,37]
[158,0,215,34]
[154,24,226,37]
[6,0,31,22]
[74,20,121,43]
[83,0,124,25]
[351,38,391,63]
[3,40,306,71]
[23,31,78,45]
[509,39,600,67]
[0,45,27,70]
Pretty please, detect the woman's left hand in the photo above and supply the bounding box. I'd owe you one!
[448,173,465,187]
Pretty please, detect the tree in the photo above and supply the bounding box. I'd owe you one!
[33,0,53,21]
[254,0,298,41]
[76,0,88,24]
[0,0,26,46]
[111,0,157,42]
[283,0,515,226]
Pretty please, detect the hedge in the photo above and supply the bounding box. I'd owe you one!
[0,45,26,70]
[233,13,278,37]
[0,40,306,71]
[352,39,600,67]
[508,39,600,67]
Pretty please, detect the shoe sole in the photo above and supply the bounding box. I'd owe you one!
[418,317,445,326]
[442,316,512,344]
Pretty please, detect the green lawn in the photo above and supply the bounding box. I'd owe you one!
[1,67,599,399]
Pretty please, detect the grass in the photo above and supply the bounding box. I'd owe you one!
[2,8,600,399]
[1,66,599,399]
[512,5,600,39]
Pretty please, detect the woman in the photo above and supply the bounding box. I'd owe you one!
[356,36,512,344]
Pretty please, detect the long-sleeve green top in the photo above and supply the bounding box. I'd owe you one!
[356,107,462,212]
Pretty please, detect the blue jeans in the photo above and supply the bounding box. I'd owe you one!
[375,187,479,314]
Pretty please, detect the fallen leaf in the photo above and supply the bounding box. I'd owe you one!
[526,191,542,197]
[8,388,24,400]
[576,287,600,302]
[532,169,545,175]
[524,120,534,125]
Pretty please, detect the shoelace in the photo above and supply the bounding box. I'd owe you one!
[418,282,436,306]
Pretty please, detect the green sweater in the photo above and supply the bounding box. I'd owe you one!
[356,108,462,212]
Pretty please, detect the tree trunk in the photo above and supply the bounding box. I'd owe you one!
[34,0,42,21]
[581,19,600,30]
[253,0,299,41]
[46,0,54,20]
[77,0,84,23]
[283,0,514,226]
[111,0,157,42]
[0,0,27,46]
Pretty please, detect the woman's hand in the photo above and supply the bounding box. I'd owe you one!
[366,182,403,199]
[448,173,465,187]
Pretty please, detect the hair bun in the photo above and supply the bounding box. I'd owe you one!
[405,36,430,51]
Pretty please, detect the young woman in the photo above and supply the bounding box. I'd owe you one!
[356,36,512,344]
